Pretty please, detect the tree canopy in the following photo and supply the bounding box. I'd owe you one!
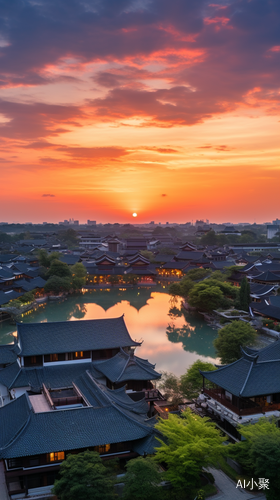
[159,361,217,403]
[52,450,116,500]
[154,409,225,494]
[188,283,225,311]
[47,259,72,279]
[180,360,217,399]
[122,457,162,500]
[213,320,257,364]
[238,276,250,311]
[71,262,87,289]
[230,418,280,500]
[44,276,72,294]
[169,272,239,312]
[158,371,183,405]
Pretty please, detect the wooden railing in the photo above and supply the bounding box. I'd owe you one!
[204,388,280,416]
[42,383,55,409]
[144,389,165,401]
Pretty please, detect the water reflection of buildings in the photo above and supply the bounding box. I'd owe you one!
[21,286,168,324]
[0,288,218,375]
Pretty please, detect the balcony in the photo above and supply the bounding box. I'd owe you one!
[204,388,280,417]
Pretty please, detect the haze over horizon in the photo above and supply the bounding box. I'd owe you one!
[1,0,279,224]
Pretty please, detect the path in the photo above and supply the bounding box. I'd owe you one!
[208,468,267,500]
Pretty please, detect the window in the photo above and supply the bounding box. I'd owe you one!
[44,353,66,362]
[68,351,90,360]
[7,458,23,469]
[23,356,43,367]
[48,452,65,463]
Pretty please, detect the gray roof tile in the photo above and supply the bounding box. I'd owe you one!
[17,316,140,356]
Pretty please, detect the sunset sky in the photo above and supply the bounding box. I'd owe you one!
[0,0,280,224]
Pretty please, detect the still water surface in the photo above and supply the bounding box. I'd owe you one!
[0,285,218,376]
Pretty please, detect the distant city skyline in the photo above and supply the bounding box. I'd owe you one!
[0,218,275,226]
[1,1,279,224]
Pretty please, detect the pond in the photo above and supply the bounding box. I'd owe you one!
[0,285,218,376]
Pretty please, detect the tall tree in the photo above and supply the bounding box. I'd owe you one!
[154,409,225,495]
[213,320,257,364]
[239,276,251,311]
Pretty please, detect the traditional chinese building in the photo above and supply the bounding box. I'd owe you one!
[199,342,280,440]
[0,317,162,498]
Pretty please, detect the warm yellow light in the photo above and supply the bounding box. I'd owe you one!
[132,212,137,217]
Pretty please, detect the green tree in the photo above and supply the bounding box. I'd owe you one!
[71,262,87,289]
[37,249,61,268]
[184,268,211,281]
[188,283,224,311]
[140,250,155,263]
[52,450,116,500]
[58,228,78,247]
[123,457,162,500]
[229,417,280,498]
[213,320,257,364]
[158,372,183,405]
[249,434,280,499]
[18,291,35,304]
[44,276,72,294]
[169,282,183,298]
[180,360,217,399]
[203,279,238,300]
[200,230,217,245]
[239,277,250,311]
[154,409,225,495]
[47,259,72,279]
[37,248,51,267]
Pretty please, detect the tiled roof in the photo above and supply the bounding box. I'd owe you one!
[17,317,140,356]
[253,271,280,282]
[75,372,149,416]
[0,345,18,365]
[0,393,155,459]
[1,362,101,390]
[0,290,22,305]
[175,251,205,261]
[0,255,17,264]
[13,277,46,291]
[201,341,280,397]
[250,284,276,297]
[0,362,21,388]
[60,255,80,265]
[0,268,15,279]
[250,302,280,321]
[93,351,161,383]
[0,395,31,450]
[161,261,187,270]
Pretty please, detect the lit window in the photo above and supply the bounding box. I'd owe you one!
[48,451,65,462]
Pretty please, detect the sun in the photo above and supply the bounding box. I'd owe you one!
[132,212,138,217]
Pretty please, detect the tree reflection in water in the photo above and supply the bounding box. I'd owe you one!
[167,304,216,358]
